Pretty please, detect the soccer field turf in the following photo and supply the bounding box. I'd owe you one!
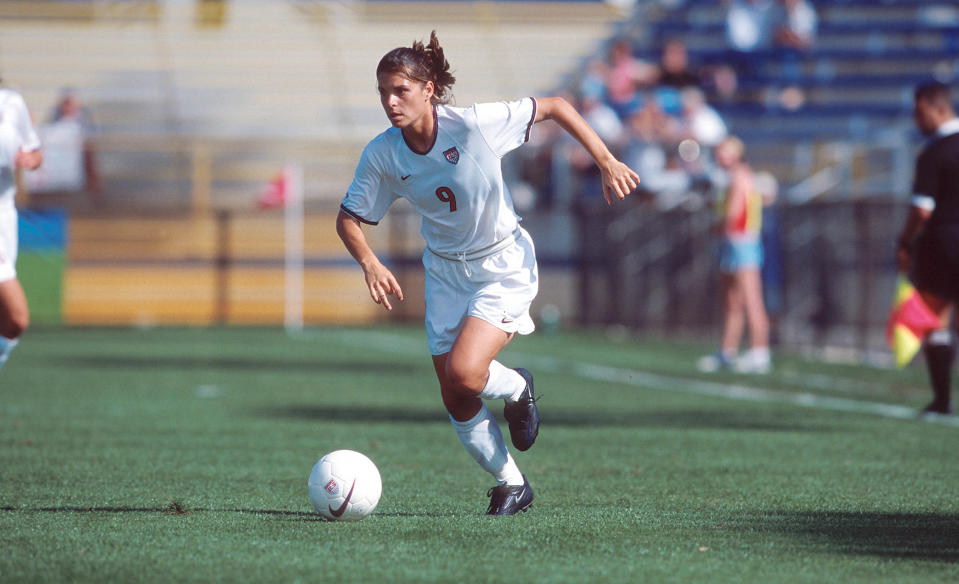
[2,326,957,583]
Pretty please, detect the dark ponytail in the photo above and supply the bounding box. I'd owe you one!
[376,30,456,105]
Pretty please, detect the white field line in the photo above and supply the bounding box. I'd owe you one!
[309,329,959,428]
[776,371,877,396]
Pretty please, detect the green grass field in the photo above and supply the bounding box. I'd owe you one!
[2,325,957,583]
[17,251,64,325]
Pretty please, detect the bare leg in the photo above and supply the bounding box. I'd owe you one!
[720,272,744,357]
[433,316,515,422]
[0,277,29,339]
[738,267,769,350]
[0,278,29,371]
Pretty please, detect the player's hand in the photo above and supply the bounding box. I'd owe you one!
[895,246,912,273]
[364,262,404,311]
[14,148,42,171]
[600,158,640,205]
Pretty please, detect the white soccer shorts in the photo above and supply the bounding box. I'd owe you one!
[0,209,18,283]
[423,227,538,355]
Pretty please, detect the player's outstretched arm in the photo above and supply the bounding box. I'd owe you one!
[336,210,404,311]
[534,96,640,205]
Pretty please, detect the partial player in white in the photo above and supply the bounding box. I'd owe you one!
[0,80,43,372]
[336,31,639,515]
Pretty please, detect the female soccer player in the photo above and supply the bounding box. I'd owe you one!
[337,32,640,515]
[697,136,770,374]
[0,82,43,372]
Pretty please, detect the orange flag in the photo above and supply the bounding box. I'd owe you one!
[885,275,942,368]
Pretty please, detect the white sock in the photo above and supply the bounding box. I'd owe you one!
[928,329,952,346]
[0,336,18,372]
[449,404,525,486]
[478,360,526,402]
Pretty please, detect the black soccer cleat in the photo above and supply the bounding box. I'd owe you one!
[486,476,534,516]
[504,368,539,451]
[920,401,953,417]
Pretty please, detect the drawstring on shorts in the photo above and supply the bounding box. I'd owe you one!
[428,228,521,277]
[456,251,472,278]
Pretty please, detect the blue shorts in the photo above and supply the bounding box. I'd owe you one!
[718,238,763,273]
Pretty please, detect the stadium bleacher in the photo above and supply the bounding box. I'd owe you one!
[627,0,958,191]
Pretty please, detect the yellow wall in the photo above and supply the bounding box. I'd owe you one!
[63,212,398,325]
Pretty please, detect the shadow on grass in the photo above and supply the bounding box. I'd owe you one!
[0,505,317,518]
[740,510,959,562]
[261,405,829,432]
[46,355,417,375]
[0,506,455,520]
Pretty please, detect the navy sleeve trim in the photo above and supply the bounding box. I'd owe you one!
[524,97,537,143]
[339,203,379,226]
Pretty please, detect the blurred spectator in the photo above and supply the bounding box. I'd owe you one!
[50,88,94,132]
[652,39,698,116]
[723,0,780,102]
[48,88,101,202]
[656,37,738,102]
[603,39,658,119]
[710,64,740,102]
[578,57,609,105]
[774,0,818,51]
[565,92,628,207]
[725,0,778,54]
[624,101,691,206]
[657,39,701,90]
[769,0,817,110]
[697,136,771,374]
[663,87,729,196]
[676,87,728,149]
[509,112,559,210]
[580,90,627,147]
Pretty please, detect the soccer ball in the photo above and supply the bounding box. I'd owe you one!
[308,450,382,521]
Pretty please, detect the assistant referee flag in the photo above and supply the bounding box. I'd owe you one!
[886,275,941,368]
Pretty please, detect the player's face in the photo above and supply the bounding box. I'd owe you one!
[914,98,941,136]
[377,72,433,129]
[715,142,738,169]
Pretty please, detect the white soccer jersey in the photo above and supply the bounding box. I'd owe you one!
[0,88,41,213]
[341,98,537,255]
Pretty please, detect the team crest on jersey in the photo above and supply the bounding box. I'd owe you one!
[443,147,460,165]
